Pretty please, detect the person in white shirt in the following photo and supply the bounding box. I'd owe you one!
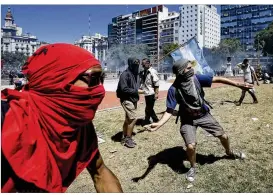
[140,59,160,125]
[235,58,259,106]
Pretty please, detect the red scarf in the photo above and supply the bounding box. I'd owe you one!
[1,43,105,192]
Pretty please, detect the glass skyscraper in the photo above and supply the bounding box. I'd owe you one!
[221,5,273,53]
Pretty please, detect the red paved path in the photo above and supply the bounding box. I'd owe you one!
[98,77,244,111]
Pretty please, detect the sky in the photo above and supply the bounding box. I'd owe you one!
[1,5,221,44]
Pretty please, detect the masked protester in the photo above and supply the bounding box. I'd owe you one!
[235,58,259,106]
[116,57,144,148]
[1,43,122,193]
[145,58,253,182]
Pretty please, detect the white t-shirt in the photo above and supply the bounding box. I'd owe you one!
[241,64,254,83]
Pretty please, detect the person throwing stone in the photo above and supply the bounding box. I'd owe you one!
[145,59,252,182]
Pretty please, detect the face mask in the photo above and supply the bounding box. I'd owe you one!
[130,64,139,75]
[177,68,194,81]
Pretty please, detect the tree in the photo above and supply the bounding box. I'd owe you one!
[203,38,242,70]
[162,43,179,56]
[1,51,28,72]
[254,21,273,55]
[218,38,242,55]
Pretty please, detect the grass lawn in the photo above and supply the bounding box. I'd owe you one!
[67,84,273,193]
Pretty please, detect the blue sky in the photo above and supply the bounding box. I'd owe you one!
[1,5,221,44]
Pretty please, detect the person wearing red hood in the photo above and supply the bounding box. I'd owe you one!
[1,43,122,193]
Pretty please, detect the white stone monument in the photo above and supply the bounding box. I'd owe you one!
[224,57,233,77]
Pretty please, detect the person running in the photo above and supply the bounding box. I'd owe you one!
[116,57,144,148]
[139,58,160,125]
[235,58,259,106]
[145,59,252,182]
[1,43,122,192]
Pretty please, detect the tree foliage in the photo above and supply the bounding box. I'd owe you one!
[254,21,273,55]
[162,43,179,56]
[1,51,28,72]
[203,38,242,70]
[218,38,242,55]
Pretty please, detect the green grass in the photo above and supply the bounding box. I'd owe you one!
[67,84,273,193]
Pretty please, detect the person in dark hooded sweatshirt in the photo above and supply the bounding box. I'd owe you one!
[145,59,253,182]
[116,57,144,148]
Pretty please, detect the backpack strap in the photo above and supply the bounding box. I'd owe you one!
[194,77,213,109]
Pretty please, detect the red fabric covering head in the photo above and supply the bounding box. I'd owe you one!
[1,43,105,192]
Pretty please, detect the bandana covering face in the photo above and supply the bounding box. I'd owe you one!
[174,66,202,109]
[1,43,105,192]
[128,57,139,75]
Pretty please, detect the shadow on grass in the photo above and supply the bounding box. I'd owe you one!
[132,146,230,182]
[220,100,255,106]
[111,131,137,142]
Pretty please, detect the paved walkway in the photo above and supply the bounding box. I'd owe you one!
[1,77,244,111]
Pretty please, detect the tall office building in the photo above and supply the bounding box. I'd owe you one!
[108,5,169,65]
[1,7,41,56]
[158,11,180,55]
[221,5,273,52]
[179,5,221,48]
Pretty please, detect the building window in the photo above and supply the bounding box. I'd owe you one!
[175,23,178,26]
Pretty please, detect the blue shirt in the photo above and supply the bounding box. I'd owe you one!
[166,74,213,112]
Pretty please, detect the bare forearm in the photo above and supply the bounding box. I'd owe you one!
[154,87,159,94]
[93,166,123,193]
[212,77,239,87]
[158,112,172,126]
[254,73,259,84]
[87,152,123,193]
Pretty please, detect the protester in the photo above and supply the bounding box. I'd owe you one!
[1,43,122,193]
[145,59,252,182]
[139,58,160,125]
[8,70,15,85]
[116,57,144,148]
[14,72,26,91]
[235,58,259,106]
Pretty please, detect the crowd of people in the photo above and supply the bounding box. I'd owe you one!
[1,43,261,192]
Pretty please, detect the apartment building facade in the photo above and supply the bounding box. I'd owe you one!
[108,5,169,65]
[221,5,273,52]
[179,5,220,48]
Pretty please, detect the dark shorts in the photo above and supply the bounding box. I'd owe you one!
[180,112,225,145]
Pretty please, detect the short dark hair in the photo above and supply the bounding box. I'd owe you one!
[142,58,150,64]
[243,59,249,64]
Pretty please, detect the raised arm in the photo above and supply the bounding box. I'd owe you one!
[212,77,253,90]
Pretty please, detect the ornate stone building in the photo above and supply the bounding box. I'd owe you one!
[74,33,108,62]
[1,7,41,56]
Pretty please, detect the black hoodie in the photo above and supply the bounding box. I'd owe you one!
[116,57,140,103]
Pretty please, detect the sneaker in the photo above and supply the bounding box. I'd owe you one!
[227,150,246,160]
[186,167,196,182]
[122,136,136,148]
